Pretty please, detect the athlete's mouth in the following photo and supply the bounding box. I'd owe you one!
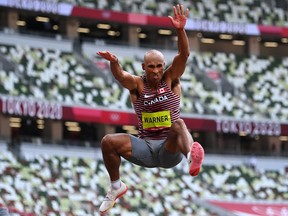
[153,74,159,79]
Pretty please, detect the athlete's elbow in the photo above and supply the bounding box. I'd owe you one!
[178,51,190,62]
[185,49,190,58]
[180,50,190,60]
[182,52,190,62]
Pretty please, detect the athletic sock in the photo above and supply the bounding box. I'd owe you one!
[187,152,191,162]
[111,179,121,190]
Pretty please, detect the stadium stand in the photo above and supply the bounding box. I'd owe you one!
[0,145,287,215]
[1,38,288,122]
[0,42,122,109]
[56,0,288,26]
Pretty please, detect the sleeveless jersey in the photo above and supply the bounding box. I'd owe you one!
[133,75,180,139]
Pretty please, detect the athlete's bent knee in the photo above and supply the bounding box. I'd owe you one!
[101,134,114,151]
[171,118,186,133]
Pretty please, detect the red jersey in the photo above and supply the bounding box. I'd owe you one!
[133,75,180,139]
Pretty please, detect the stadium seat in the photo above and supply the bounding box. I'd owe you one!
[54,0,288,26]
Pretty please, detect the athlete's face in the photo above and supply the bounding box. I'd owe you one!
[142,51,165,85]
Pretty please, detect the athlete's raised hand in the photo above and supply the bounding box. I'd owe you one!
[97,51,118,63]
[168,4,189,30]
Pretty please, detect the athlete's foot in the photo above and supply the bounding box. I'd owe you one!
[189,142,204,176]
[99,181,128,214]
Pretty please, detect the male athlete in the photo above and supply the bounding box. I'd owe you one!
[97,4,204,214]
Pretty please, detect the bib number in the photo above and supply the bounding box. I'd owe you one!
[142,110,171,129]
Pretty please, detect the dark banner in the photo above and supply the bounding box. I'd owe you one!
[0,96,287,135]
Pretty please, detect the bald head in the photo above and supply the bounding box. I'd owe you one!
[142,49,166,83]
[144,49,164,63]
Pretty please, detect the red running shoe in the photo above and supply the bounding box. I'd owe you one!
[189,142,204,176]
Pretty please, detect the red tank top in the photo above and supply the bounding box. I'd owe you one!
[133,75,180,139]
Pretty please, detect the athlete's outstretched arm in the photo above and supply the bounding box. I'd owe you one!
[166,4,190,80]
[97,51,138,90]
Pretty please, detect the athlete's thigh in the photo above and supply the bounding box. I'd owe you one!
[158,143,183,168]
[164,121,193,152]
[128,135,157,168]
[102,133,133,158]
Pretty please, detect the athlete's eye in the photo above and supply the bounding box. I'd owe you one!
[148,65,155,69]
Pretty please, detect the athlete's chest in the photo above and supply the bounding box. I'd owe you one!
[139,84,179,112]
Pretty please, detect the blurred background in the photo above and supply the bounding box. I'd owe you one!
[0,0,287,215]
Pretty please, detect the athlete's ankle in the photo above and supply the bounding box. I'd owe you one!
[111,179,121,190]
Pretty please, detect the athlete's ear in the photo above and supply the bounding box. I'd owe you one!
[142,63,145,71]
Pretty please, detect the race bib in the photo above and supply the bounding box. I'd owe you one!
[142,110,171,129]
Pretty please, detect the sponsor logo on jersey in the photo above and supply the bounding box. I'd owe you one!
[143,94,155,98]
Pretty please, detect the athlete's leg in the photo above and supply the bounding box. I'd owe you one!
[101,133,132,181]
[165,118,193,155]
[100,133,131,213]
[164,118,204,176]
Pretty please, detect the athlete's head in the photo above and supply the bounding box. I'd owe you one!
[142,50,165,85]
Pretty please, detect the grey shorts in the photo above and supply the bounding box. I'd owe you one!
[128,135,183,168]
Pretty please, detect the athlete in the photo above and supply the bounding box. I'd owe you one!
[97,4,204,214]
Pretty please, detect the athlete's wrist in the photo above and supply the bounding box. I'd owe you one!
[111,57,119,63]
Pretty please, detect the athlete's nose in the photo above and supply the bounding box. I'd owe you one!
[152,68,160,73]
[152,71,159,78]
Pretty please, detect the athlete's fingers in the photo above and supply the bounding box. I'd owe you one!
[180,4,184,15]
[173,5,177,17]
[185,8,189,17]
